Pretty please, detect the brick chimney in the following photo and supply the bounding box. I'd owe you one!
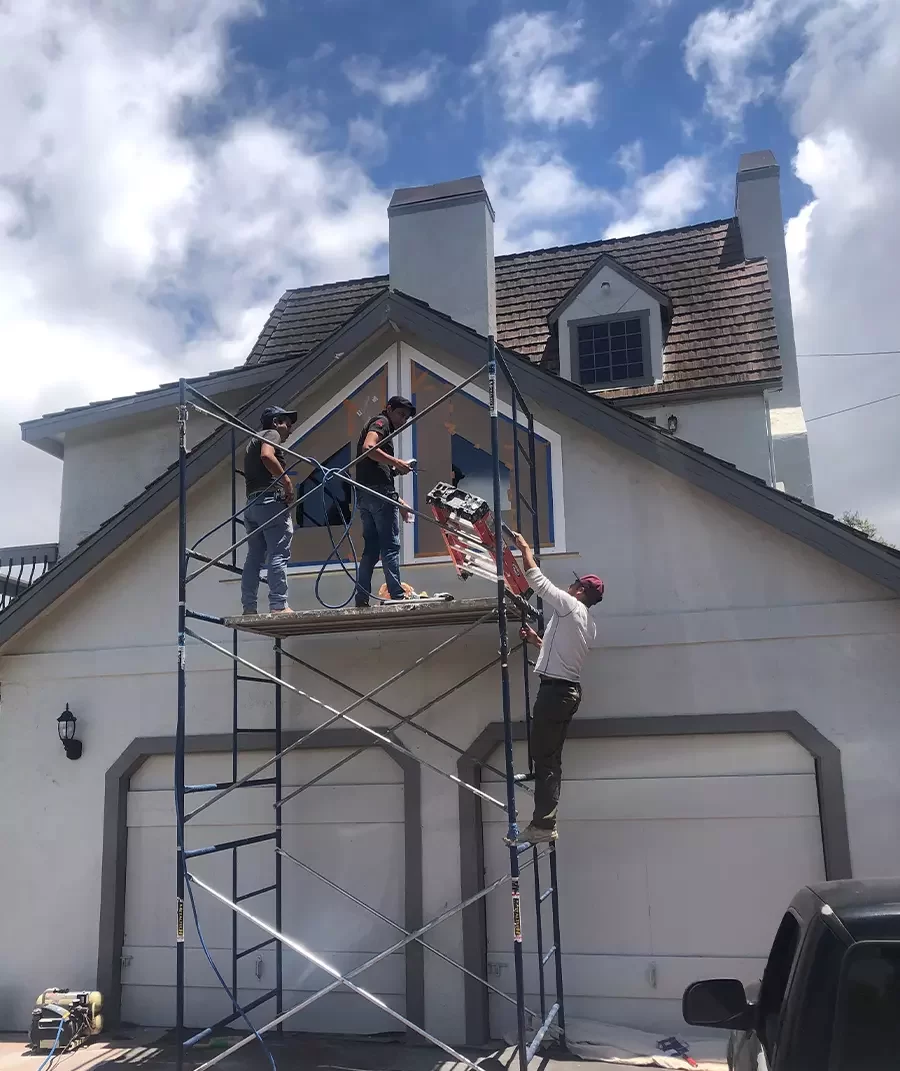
[388,176,496,338]
[736,150,815,504]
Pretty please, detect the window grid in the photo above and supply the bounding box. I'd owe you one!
[578,317,645,386]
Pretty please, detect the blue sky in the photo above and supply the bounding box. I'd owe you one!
[1,0,899,545]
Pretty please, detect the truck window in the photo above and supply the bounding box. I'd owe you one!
[779,925,846,1070]
[757,912,801,1062]
[834,942,900,1070]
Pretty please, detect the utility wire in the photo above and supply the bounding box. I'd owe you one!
[806,389,900,423]
[798,349,900,358]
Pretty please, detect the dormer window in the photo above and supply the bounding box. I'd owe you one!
[548,253,670,390]
[575,313,651,387]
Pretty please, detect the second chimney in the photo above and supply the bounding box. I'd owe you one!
[388,176,496,338]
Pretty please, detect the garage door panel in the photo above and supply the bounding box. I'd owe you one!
[485,952,767,1002]
[129,784,403,827]
[121,945,405,995]
[482,733,815,783]
[488,994,700,1039]
[130,749,401,791]
[121,984,404,1034]
[484,774,819,822]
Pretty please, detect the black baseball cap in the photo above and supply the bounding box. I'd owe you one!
[261,405,297,426]
[387,395,417,417]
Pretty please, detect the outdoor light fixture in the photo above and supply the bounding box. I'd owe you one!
[667,414,679,434]
[600,281,611,294]
[57,703,83,760]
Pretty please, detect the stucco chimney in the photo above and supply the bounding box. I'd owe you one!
[736,150,815,504]
[388,176,496,338]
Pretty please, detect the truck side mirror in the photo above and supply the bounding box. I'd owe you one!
[683,979,755,1031]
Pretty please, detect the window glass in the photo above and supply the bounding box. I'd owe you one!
[409,362,555,558]
[578,318,645,386]
[757,912,801,1061]
[295,444,352,529]
[834,943,900,1070]
[780,925,846,1070]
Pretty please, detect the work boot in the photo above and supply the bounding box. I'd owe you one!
[270,606,294,614]
[504,824,558,846]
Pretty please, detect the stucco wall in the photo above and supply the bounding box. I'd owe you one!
[2,341,899,1041]
[58,387,257,556]
[624,392,773,485]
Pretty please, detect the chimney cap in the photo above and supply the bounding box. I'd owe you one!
[737,149,779,178]
[388,175,494,218]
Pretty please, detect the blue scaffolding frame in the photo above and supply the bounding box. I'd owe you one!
[174,341,565,1070]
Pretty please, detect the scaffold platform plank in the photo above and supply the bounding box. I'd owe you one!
[222,597,499,637]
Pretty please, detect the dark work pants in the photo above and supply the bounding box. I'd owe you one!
[530,678,583,829]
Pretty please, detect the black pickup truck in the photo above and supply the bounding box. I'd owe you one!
[682,879,900,1070]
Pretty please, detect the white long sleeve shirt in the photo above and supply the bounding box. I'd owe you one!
[526,567,597,683]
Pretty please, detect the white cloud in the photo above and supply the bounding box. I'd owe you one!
[604,155,712,238]
[474,12,600,127]
[684,0,814,126]
[482,140,710,253]
[686,0,900,539]
[347,116,389,161]
[0,0,390,545]
[481,141,613,252]
[342,55,440,107]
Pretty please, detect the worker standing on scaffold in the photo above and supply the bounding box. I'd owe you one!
[507,531,604,845]
[353,396,417,607]
[241,405,297,615]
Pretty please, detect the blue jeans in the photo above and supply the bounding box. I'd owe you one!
[356,492,403,604]
[241,493,292,612]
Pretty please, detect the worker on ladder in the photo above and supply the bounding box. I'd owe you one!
[508,531,604,845]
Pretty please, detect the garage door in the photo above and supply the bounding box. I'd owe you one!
[122,747,406,1033]
[483,732,825,1037]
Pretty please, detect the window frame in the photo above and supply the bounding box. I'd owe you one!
[756,910,804,1065]
[402,352,566,562]
[568,310,654,390]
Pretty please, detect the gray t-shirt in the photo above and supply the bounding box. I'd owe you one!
[244,429,284,496]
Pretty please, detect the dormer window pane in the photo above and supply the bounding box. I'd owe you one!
[576,317,646,387]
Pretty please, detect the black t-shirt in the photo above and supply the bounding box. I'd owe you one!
[244,429,285,496]
[355,413,396,493]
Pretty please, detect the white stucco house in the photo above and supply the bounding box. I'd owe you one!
[2,151,900,1049]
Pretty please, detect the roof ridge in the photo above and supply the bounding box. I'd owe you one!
[494,217,737,263]
[283,272,389,297]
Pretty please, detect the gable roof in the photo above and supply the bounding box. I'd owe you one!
[2,288,899,649]
[246,218,781,403]
[546,252,672,325]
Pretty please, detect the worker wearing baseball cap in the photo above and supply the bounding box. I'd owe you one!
[508,531,604,845]
[353,396,417,607]
[240,405,298,615]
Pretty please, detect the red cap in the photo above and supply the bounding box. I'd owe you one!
[574,572,604,602]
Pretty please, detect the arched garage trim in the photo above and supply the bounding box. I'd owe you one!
[98,730,423,1029]
[457,711,850,1045]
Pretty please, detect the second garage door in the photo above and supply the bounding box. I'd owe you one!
[122,747,407,1033]
[483,731,826,1037]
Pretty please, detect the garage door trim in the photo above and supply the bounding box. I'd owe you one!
[456,710,849,1045]
[99,730,423,1029]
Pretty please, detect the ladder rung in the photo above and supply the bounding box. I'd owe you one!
[184,831,276,857]
[539,886,554,903]
[541,943,558,966]
[236,674,278,685]
[236,937,277,960]
[184,778,277,793]
[236,883,277,903]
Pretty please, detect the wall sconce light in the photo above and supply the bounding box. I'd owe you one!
[600,281,611,294]
[57,703,83,760]
[667,414,678,434]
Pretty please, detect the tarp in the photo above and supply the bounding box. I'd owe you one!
[564,1018,728,1069]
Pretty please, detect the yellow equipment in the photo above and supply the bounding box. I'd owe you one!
[29,989,103,1052]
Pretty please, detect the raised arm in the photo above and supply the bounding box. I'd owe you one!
[510,532,580,616]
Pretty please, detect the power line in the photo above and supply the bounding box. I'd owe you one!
[798,349,900,358]
[806,389,900,423]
